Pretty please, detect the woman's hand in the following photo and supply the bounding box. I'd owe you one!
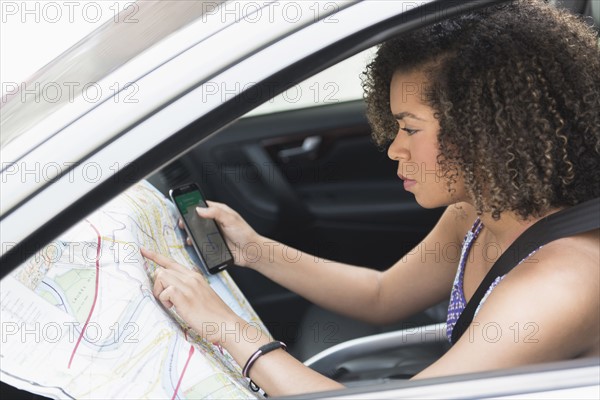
[141,247,241,344]
[179,201,263,268]
[140,252,343,397]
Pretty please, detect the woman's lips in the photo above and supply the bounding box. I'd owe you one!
[403,179,417,190]
[398,173,417,191]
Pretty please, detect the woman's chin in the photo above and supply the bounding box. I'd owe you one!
[412,193,453,210]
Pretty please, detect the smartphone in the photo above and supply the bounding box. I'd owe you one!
[169,183,233,274]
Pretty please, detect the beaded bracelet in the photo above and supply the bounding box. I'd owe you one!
[242,341,287,392]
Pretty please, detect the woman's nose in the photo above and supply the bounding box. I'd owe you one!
[387,131,409,161]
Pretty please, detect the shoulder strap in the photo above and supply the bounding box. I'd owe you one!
[450,197,600,345]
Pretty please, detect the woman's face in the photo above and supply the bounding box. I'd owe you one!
[388,69,466,208]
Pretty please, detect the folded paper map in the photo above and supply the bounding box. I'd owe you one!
[1,181,267,399]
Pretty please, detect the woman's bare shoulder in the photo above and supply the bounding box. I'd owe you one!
[494,229,600,353]
[502,229,599,301]
[527,231,599,309]
[531,230,599,278]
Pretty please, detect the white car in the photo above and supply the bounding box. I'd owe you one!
[1,1,599,399]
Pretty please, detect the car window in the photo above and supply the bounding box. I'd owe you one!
[0,1,223,152]
[245,47,377,117]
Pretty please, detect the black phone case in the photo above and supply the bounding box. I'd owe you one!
[169,183,233,274]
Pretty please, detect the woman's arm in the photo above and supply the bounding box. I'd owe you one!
[196,202,466,324]
[140,203,466,396]
[218,317,344,396]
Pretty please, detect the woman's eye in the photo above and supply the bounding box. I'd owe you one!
[401,127,419,135]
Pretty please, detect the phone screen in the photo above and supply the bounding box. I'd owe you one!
[170,184,232,273]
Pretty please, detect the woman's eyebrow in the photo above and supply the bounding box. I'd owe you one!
[392,111,427,121]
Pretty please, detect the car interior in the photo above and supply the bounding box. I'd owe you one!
[2,0,598,398]
[147,98,449,381]
[144,0,599,384]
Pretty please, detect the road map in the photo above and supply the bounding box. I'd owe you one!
[0,181,268,399]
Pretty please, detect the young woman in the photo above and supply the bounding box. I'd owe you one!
[142,0,599,396]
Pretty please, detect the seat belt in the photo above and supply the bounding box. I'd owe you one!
[450,197,600,345]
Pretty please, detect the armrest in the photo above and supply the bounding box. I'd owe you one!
[304,323,446,377]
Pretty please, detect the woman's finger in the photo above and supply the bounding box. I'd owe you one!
[152,267,187,298]
[196,203,237,226]
[195,205,218,220]
[141,248,188,273]
[158,285,176,309]
[205,200,231,210]
[177,219,192,246]
[205,200,240,217]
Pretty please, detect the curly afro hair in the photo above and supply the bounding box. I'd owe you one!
[362,0,600,220]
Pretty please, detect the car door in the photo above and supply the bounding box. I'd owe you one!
[2,1,515,398]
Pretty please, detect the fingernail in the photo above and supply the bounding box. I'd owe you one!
[196,206,206,212]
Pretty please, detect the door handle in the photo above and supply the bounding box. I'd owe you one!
[277,136,322,163]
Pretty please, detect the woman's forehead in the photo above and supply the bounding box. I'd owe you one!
[389,70,432,117]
